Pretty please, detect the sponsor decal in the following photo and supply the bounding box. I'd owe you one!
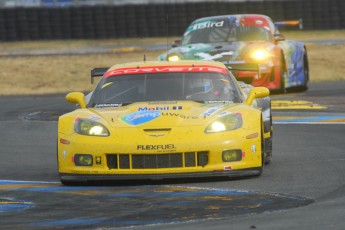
[139,106,169,111]
[62,150,67,159]
[192,20,224,30]
[201,106,226,117]
[146,133,166,137]
[137,144,176,151]
[217,111,231,117]
[138,106,183,111]
[201,108,220,116]
[205,101,233,104]
[251,145,257,154]
[224,165,232,170]
[173,106,183,110]
[95,103,122,108]
[161,112,199,119]
[105,66,228,77]
[88,116,101,121]
[122,111,160,126]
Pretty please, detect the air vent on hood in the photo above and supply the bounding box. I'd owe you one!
[143,128,171,132]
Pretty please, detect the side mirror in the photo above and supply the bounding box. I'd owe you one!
[274,34,285,42]
[66,92,86,109]
[245,87,270,106]
[171,40,181,47]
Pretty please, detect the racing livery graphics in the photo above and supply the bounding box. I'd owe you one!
[57,61,272,185]
[158,14,309,93]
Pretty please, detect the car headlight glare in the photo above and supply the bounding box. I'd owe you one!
[209,121,227,132]
[205,113,242,133]
[168,55,180,61]
[75,118,109,136]
[251,49,270,61]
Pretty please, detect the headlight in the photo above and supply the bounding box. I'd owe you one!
[205,113,242,133]
[222,150,242,162]
[250,49,270,61]
[74,154,93,166]
[74,118,109,136]
[168,54,180,61]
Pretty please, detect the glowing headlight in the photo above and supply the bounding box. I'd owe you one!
[250,49,270,61]
[209,121,227,132]
[168,55,180,61]
[74,118,109,136]
[205,113,242,133]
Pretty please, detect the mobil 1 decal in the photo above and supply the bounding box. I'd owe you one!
[138,106,183,111]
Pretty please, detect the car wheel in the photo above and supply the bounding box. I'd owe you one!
[264,137,272,165]
[257,122,265,176]
[301,51,309,91]
[277,54,286,94]
[264,113,273,165]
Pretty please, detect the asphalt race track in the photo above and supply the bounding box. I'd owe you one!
[1,81,345,230]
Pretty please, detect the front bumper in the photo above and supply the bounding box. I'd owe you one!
[235,70,273,87]
[227,63,280,90]
[58,121,263,182]
[59,167,262,182]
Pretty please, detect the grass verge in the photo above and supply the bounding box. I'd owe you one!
[0,30,344,95]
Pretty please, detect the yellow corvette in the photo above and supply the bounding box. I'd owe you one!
[57,60,271,185]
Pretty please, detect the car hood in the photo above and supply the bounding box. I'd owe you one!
[159,41,274,63]
[85,101,240,128]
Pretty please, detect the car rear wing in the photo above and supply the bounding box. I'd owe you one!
[274,19,303,30]
[90,67,109,83]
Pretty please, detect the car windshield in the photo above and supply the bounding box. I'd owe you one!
[88,72,241,108]
[182,21,272,45]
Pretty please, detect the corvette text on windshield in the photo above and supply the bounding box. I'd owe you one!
[105,66,228,77]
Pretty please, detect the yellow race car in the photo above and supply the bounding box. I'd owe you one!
[58,60,271,185]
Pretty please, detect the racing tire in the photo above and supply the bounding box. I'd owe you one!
[276,54,286,94]
[264,137,272,165]
[257,122,265,176]
[300,51,309,91]
[264,113,273,165]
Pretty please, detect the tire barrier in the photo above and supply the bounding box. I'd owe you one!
[0,0,344,41]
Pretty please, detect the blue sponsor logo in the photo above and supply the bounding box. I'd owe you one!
[122,111,160,126]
